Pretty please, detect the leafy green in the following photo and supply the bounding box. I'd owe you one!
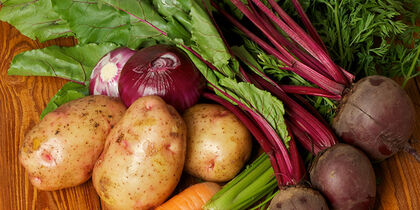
[0,0,72,41]
[189,1,235,77]
[233,41,337,122]
[183,44,291,145]
[234,40,307,86]
[8,43,118,84]
[2,0,236,78]
[52,0,129,45]
[280,0,420,84]
[153,0,192,32]
[180,45,220,86]
[51,0,170,49]
[220,78,290,144]
[40,82,89,119]
[97,0,235,76]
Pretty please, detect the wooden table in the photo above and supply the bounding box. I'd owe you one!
[1,20,419,210]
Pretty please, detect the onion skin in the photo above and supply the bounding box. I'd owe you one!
[119,45,205,111]
[89,47,136,97]
[333,75,416,161]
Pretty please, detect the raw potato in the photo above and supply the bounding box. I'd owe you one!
[92,96,187,210]
[19,95,126,191]
[183,104,252,182]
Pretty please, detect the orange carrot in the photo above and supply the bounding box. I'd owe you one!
[156,182,221,210]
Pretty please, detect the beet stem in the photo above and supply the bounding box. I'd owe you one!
[253,5,333,80]
[251,74,337,148]
[202,92,273,152]
[214,2,344,95]
[250,0,348,85]
[285,122,305,181]
[292,94,330,127]
[203,92,286,185]
[236,58,337,151]
[280,85,342,100]
[205,84,296,185]
[288,0,328,53]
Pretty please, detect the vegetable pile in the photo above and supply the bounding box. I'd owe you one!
[214,0,417,161]
[1,0,418,209]
[118,45,205,111]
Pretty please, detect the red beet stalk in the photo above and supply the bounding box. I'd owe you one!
[204,88,302,186]
[213,2,345,95]
[249,0,348,85]
[280,85,341,100]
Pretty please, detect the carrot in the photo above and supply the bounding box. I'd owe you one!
[156,182,221,210]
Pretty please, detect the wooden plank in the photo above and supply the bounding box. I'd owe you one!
[0,20,419,209]
[0,21,101,210]
[375,77,420,210]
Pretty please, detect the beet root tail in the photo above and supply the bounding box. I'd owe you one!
[402,141,420,162]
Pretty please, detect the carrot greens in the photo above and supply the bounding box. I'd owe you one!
[279,0,420,85]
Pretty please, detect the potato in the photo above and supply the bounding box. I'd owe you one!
[92,96,186,210]
[183,104,252,182]
[19,95,126,191]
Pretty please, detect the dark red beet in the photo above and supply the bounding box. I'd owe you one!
[309,144,376,210]
[268,186,329,210]
[333,75,416,161]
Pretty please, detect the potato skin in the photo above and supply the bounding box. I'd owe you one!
[19,95,126,191]
[183,104,252,182]
[92,96,186,210]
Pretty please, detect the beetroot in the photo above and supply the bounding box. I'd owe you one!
[310,144,376,210]
[268,186,329,210]
[218,0,419,162]
[333,75,416,161]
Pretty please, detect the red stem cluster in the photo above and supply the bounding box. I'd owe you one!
[203,92,304,186]
[211,0,345,154]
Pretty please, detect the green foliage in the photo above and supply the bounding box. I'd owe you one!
[52,0,168,49]
[0,0,72,41]
[234,39,337,122]
[281,0,420,85]
[8,43,119,84]
[220,78,290,144]
[3,0,240,118]
[40,82,89,119]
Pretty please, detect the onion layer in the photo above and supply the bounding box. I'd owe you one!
[118,45,205,111]
[89,47,136,97]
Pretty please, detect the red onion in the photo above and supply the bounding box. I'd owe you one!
[118,45,205,111]
[89,47,136,97]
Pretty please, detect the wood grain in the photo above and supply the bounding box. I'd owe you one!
[375,76,420,210]
[0,21,101,210]
[0,20,419,210]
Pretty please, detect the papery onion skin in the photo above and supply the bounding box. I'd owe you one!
[118,45,206,111]
[89,47,136,97]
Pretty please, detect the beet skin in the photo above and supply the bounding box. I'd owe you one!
[310,144,376,210]
[268,186,329,210]
[333,75,415,161]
